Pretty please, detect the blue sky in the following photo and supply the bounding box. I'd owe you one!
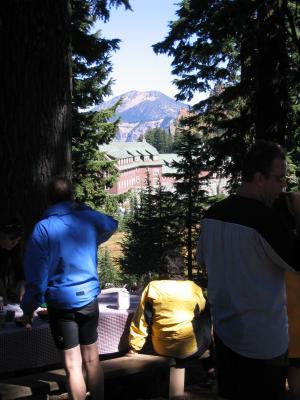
[96,0,205,104]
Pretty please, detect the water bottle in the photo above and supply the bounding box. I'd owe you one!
[117,288,130,310]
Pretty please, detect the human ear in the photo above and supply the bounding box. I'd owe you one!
[253,172,265,187]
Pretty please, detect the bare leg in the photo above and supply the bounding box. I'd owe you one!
[62,345,86,400]
[81,342,104,400]
[288,367,300,400]
[169,366,185,399]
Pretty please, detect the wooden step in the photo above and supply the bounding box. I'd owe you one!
[0,354,176,400]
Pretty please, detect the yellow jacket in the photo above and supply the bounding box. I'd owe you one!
[129,280,210,358]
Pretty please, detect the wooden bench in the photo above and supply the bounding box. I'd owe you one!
[0,354,176,399]
[0,351,210,399]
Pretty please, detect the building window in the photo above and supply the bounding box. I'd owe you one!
[153,170,159,175]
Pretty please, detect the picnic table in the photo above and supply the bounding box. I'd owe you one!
[0,291,139,374]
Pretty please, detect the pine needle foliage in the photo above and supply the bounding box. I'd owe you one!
[171,120,208,279]
[71,0,132,209]
[120,173,180,276]
[153,0,300,187]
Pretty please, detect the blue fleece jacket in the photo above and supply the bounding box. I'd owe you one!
[21,202,118,314]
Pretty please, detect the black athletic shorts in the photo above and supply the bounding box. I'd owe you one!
[47,298,99,350]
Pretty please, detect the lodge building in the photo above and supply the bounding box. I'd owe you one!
[98,140,226,196]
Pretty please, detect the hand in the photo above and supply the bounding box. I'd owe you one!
[125,349,138,357]
[17,280,26,302]
[15,314,33,330]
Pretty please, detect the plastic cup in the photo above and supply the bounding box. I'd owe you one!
[117,290,130,310]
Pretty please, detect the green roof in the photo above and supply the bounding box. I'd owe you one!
[99,141,159,159]
[98,144,181,174]
[160,153,181,175]
[160,153,181,164]
[118,160,162,171]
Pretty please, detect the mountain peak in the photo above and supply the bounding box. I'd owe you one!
[95,90,189,141]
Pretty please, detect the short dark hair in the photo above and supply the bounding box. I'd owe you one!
[241,140,286,182]
[47,177,73,205]
[160,248,185,279]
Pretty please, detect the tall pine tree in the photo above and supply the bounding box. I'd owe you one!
[0,0,72,232]
[98,247,121,288]
[153,0,300,184]
[171,122,207,279]
[71,0,131,209]
[139,128,174,153]
[121,173,158,276]
[0,0,131,232]
[121,174,180,277]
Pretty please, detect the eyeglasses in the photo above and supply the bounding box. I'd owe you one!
[268,174,287,184]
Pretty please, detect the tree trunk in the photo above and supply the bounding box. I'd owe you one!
[187,187,193,280]
[0,0,72,234]
[255,0,288,145]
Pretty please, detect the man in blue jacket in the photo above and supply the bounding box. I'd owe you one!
[20,177,118,400]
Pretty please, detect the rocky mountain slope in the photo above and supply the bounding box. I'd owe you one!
[94,90,189,141]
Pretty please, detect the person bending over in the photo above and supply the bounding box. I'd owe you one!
[127,248,211,360]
